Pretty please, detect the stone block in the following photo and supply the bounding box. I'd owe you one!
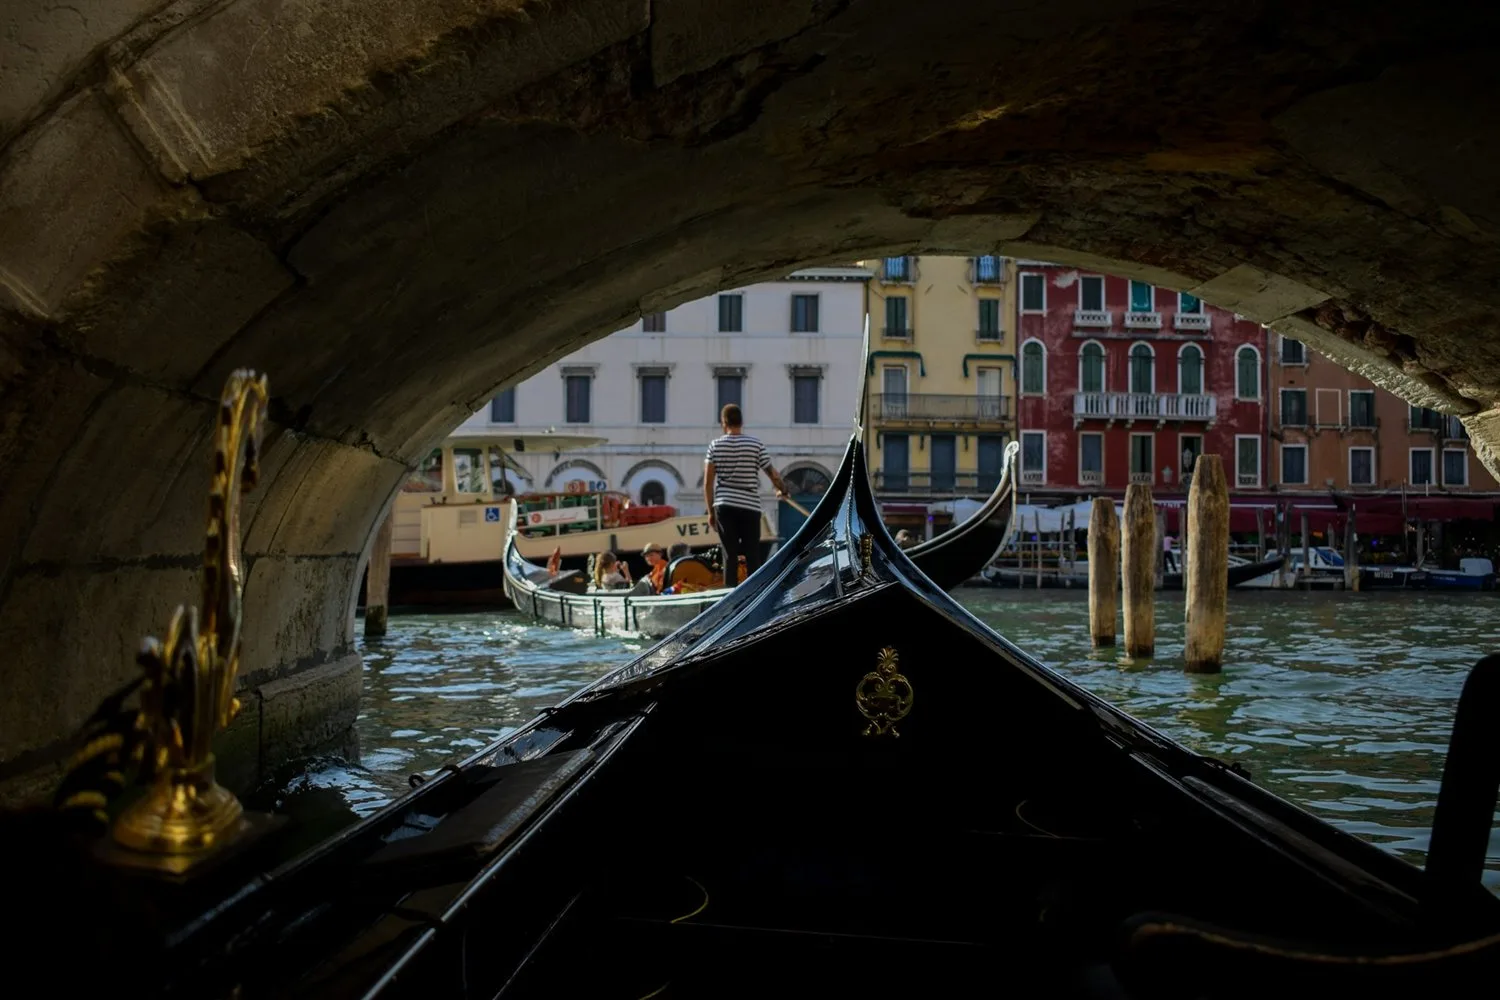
[242,438,405,558]
[21,384,214,564]
[651,0,816,86]
[240,554,362,684]
[254,653,363,777]
[0,564,198,764]
[1188,264,1330,325]
[1463,408,1500,484]
[0,87,169,318]
[925,213,1040,252]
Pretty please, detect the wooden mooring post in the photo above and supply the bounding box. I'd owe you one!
[1345,505,1360,592]
[1122,484,1156,657]
[1184,455,1229,673]
[1088,498,1119,647]
[365,512,394,637]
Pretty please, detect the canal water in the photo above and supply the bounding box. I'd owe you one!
[268,590,1500,889]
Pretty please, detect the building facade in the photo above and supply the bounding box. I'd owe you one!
[1269,334,1499,493]
[863,254,1017,528]
[452,267,872,529]
[1012,262,1269,501]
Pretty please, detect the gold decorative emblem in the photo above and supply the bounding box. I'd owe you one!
[858,532,873,572]
[56,370,268,872]
[855,646,913,737]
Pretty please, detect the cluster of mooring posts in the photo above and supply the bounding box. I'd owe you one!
[1088,455,1230,673]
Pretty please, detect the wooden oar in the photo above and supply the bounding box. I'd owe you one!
[780,495,812,517]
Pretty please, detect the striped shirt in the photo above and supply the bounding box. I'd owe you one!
[706,433,770,512]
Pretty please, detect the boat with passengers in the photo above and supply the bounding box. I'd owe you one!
[17,361,1500,999]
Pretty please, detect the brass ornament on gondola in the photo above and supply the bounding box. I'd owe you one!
[858,532,873,573]
[855,646,913,737]
[55,370,269,872]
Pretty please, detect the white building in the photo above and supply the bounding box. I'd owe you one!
[452,267,872,531]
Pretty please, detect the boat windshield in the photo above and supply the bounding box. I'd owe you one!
[404,449,443,492]
[454,448,486,493]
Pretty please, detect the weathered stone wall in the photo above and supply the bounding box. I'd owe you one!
[3,0,1500,801]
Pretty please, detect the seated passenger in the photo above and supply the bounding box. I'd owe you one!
[592,551,631,591]
[641,542,668,594]
[545,546,562,576]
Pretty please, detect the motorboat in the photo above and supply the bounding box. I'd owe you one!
[1239,546,1347,589]
[1426,558,1498,592]
[19,366,1500,999]
[502,442,1021,637]
[977,552,1284,591]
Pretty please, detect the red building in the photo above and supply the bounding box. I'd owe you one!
[1013,263,1269,501]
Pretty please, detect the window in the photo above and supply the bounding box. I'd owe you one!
[1280,388,1307,427]
[791,294,819,333]
[1409,405,1443,431]
[1080,433,1103,482]
[1349,447,1374,486]
[883,434,910,491]
[1178,344,1203,395]
[1080,341,1105,392]
[883,256,912,281]
[639,369,668,423]
[1349,390,1375,428]
[1021,341,1045,393]
[1079,275,1105,312]
[1129,434,1154,482]
[792,373,820,424]
[1180,435,1203,479]
[1179,292,1203,314]
[1444,415,1468,440]
[1020,273,1045,312]
[1129,343,1154,393]
[973,255,1002,283]
[1280,336,1306,364]
[717,294,743,333]
[453,448,485,493]
[977,435,1008,491]
[1443,449,1468,486]
[1236,346,1260,399]
[784,466,832,496]
[1410,448,1434,486]
[405,449,444,493]
[884,295,910,337]
[565,374,591,423]
[642,311,667,333]
[1236,436,1262,487]
[715,372,744,414]
[1021,431,1046,481]
[1129,280,1154,312]
[1281,443,1308,485]
[639,480,666,506]
[976,367,1003,418]
[930,434,957,492]
[489,387,515,423]
[880,365,908,418]
[977,298,1001,339]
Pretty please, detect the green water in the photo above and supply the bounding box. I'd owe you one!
[271,590,1499,888]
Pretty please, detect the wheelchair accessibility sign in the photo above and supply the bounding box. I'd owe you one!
[484,507,501,523]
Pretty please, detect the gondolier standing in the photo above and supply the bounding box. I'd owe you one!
[705,403,788,586]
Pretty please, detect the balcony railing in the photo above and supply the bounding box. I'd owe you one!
[1074,309,1113,328]
[976,327,1003,342]
[882,326,913,340]
[971,256,1004,284]
[1020,470,1044,485]
[1237,472,1260,487]
[873,471,1005,495]
[1128,471,1153,484]
[1125,311,1162,329]
[872,393,1011,422]
[1072,391,1216,422]
[881,256,916,283]
[1079,469,1103,485]
[1174,312,1211,331]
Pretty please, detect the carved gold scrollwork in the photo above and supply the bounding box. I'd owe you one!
[855,646,913,738]
[858,532,873,573]
[106,370,269,867]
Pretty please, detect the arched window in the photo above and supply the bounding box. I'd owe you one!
[1129,343,1154,394]
[639,480,666,506]
[1079,341,1105,393]
[1178,344,1203,395]
[784,465,833,497]
[1022,340,1046,394]
[1236,346,1260,399]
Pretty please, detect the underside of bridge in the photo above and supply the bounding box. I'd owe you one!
[3,0,1499,801]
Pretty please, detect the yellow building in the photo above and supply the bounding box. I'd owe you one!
[861,254,1017,529]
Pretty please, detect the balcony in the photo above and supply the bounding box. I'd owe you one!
[1125,311,1162,329]
[872,393,1010,424]
[975,327,1004,342]
[1020,470,1044,485]
[880,256,916,284]
[1128,471,1153,485]
[1072,391,1216,424]
[1074,309,1113,328]
[1237,472,1260,488]
[971,256,1005,284]
[882,326,913,341]
[873,471,1005,495]
[1080,469,1103,486]
[1174,312,1211,331]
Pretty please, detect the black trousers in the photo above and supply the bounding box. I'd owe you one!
[715,504,763,583]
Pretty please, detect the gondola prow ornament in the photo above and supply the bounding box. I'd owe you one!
[54,370,269,873]
[855,646,913,738]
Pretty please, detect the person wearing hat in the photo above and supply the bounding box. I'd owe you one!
[641,542,668,594]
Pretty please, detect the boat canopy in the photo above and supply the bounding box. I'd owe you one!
[445,430,609,454]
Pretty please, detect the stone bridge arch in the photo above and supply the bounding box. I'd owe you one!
[3,0,1500,800]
